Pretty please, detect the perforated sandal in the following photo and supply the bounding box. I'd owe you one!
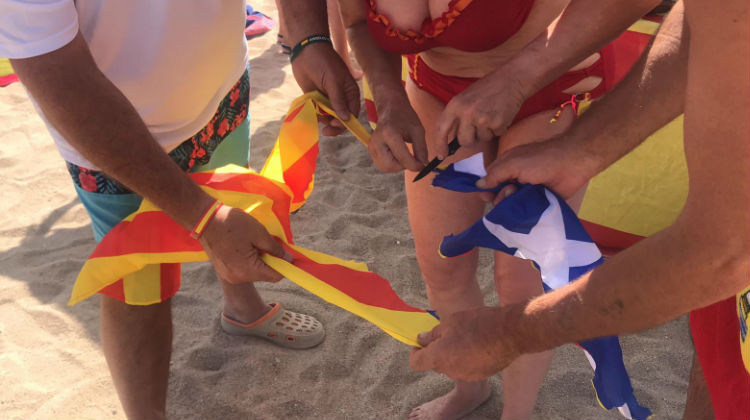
[220,303,325,349]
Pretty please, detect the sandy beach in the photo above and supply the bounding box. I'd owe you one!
[0,1,693,418]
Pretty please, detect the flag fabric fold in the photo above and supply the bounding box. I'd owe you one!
[433,153,650,419]
[70,92,438,347]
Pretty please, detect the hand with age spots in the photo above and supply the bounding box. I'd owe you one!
[368,95,429,173]
[199,205,294,284]
[291,42,361,136]
[409,306,525,382]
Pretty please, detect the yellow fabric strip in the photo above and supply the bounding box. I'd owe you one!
[579,116,687,237]
[263,248,439,347]
[123,264,162,305]
[69,251,207,305]
[0,58,14,78]
[627,19,661,36]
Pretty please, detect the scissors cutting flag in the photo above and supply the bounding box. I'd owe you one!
[433,153,650,420]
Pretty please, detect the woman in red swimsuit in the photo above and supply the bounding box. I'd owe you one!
[337,0,659,418]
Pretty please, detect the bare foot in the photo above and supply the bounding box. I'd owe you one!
[409,381,491,420]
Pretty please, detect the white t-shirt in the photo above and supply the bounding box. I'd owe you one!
[0,0,249,168]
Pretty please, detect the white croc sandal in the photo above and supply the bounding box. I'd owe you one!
[220,303,325,349]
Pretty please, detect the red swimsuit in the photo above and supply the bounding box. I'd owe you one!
[366,0,534,54]
[364,0,646,123]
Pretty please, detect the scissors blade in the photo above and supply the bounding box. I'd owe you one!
[412,158,442,182]
[412,138,462,183]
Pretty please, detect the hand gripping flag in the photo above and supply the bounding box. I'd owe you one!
[70,91,438,347]
[433,153,651,420]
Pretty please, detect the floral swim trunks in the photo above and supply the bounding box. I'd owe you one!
[66,68,251,305]
[66,69,250,194]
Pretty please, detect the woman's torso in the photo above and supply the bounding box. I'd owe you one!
[365,0,572,78]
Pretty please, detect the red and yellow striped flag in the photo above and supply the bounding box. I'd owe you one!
[70,92,438,347]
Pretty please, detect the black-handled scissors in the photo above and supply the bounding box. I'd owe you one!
[412,138,461,182]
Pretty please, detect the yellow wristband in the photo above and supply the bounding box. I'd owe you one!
[190,200,223,239]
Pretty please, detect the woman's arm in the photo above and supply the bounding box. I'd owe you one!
[433,0,661,157]
[339,0,428,172]
[480,1,688,199]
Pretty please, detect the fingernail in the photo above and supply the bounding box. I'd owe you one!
[476,178,487,188]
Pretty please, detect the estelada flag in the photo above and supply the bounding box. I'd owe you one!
[69,92,439,348]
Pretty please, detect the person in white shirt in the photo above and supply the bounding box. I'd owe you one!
[1,1,360,418]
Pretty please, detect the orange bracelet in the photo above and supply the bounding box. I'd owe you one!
[190,200,223,239]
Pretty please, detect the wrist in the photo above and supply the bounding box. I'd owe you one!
[181,193,218,231]
[189,199,223,240]
[560,129,608,180]
[374,86,411,115]
[289,34,333,63]
[495,60,538,103]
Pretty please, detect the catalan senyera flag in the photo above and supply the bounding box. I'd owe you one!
[69,92,439,348]
[260,92,370,211]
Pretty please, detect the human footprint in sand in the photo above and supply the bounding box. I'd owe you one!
[283,0,664,418]
[1,1,360,418]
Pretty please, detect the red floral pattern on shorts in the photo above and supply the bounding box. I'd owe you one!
[66,69,250,194]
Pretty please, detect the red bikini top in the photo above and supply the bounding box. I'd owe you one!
[366,0,535,54]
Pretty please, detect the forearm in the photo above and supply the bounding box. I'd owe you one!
[504,0,660,97]
[512,204,748,354]
[562,1,688,174]
[346,22,405,109]
[278,0,330,45]
[12,34,213,229]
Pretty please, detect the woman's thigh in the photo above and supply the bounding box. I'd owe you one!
[492,105,589,301]
[404,78,495,285]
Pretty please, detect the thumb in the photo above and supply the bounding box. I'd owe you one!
[477,157,516,190]
[417,325,442,347]
[328,76,359,122]
[254,230,293,263]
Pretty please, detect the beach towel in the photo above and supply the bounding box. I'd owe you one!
[245,4,276,40]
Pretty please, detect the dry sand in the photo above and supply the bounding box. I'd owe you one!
[0,1,692,418]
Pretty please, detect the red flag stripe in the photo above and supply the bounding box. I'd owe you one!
[189,171,294,241]
[282,143,319,204]
[581,220,645,257]
[100,279,126,301]
[284,103,306,123]
[90,212,201,259]
[284,245,423,313]
[160,264,182,301]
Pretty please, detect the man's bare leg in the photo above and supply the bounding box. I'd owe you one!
[220,279,272,323]
[683,352,714,420]
[100,295,172,420]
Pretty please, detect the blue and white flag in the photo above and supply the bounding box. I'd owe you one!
[432,153,651,420]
